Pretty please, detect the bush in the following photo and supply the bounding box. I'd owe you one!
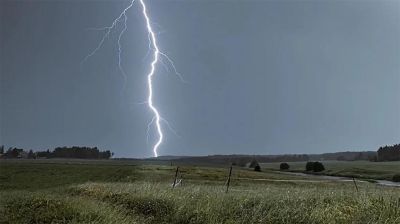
[306,162,314,171]
[393,174,400,182]
[305,162,325,172]
[249,159,259,168]
[313,162,325,172]
[254,165,261,172]
[280,163,290,170]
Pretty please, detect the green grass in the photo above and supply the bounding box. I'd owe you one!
[0,160,143,190]
[1,159,399,223]
[261,160,400,180]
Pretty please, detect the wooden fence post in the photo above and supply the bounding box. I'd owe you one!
[172,166,179,188]
[352,177,359,192]
[225,165,233,193]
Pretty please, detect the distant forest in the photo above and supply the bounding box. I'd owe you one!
[0,146,112,159]
[1,144,399,162]
[377,144,400,161]
[162,144,400,166]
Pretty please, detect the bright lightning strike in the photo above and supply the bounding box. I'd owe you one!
[82,0,135,92]
[139,0,162,158]
[83,0,182,158]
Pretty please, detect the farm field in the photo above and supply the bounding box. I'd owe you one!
[261,160,400,181]
[1,159,399,224]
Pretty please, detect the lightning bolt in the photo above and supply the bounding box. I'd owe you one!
[139,0,163,158]
[83,0,181,158]
[82,0,135,92]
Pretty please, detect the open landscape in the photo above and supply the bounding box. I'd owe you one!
[1,0,399,223]
[261,160,400,182]
[1,159,399,223]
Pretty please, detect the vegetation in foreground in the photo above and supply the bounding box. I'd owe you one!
[0,160,399,224]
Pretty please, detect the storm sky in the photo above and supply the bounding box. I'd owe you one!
[1,0,399,157]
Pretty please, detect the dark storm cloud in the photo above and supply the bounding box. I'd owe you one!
[1,0,399,157]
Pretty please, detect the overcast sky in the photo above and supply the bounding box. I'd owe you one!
[1,0,399,157]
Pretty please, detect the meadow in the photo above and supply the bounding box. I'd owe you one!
[261,160,400,181]
[0,159,399,223]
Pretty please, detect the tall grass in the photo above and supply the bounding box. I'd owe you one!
[2,181,398,224]
[1,161,399,223]
[67,182,400,224]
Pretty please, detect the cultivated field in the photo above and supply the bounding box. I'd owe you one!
[0,159,399,223]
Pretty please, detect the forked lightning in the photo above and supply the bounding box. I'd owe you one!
[84,0,180,157]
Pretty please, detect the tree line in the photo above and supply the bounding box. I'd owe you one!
[0,146,113,159]
[377,144,400,161]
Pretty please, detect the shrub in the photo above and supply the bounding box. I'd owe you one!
[254,165,261,172]
[280,163,290,170]
[249,159,259,168]
[305,162,325,172]
[313,162,325,172]
[306,162,314,171]
[393,174,400,182]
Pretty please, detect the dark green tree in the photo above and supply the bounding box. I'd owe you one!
[280,163,290,170]
[306,162,314,171]
[5,147,23,158]
[306,161,325,172]
[313,162,325,172]
[377,144,400,161]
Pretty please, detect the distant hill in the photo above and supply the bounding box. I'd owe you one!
[152,151,377,166]
[308,151,376,161]
[151,155,192,160]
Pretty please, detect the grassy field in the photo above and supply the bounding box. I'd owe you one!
[1,159,399,223]
[260,160,400,181]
